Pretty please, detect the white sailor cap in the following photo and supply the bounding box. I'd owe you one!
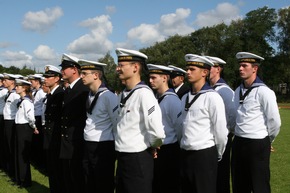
[205,56,226,67]
[168,65,186,77]
[44,65,62,77]
[3,73,20,80]
[78,59,107,71]
[0,74,4,79]
[116,48,148,63]
[59,53,80,69]
[185,54,214,69]
[236,52,264,64]
[27,74,43,80]
[15,79,31,86]
[147,64,173,75]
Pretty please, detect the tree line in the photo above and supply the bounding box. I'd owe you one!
[1,6,289,101]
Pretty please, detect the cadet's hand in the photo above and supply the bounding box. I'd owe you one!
[34,129,39,135]
[271,145,275,152]
[151,147,160,159]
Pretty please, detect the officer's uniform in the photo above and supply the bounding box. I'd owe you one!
[79,59,119,193]
[168,65,190,99]
[29,74,46,170]
[206,56,235,193]
[3,73,21,179]
[232,52,281,193]
[147,64,182,193]
[14,79,36,187]
[43,65,64,193]
[114,48,165,193]
[0,74,8,170]
[180,54,228,193]
[59,54,89,193]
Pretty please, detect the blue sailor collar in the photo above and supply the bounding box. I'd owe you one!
[241,77,266,89]
[191,82,214,95]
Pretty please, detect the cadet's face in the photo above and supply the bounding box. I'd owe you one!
[239,62,257,80]
[186,66,206,84]
[44,76,59,88]
[171,76,183,88]
[80,70,97,86]
[209,66,219,80]
[61,67,76,80]
[30,79,38,88]
[3,79,12,88]
[42,83,50,93]
[149,74,164,90]
[15,85,25,94]
[116,62,136,81]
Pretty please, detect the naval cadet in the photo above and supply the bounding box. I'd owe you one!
[2,73,21,179]
[43,65,64,193]
[79,59,118,193]
[115,48,165,193]
[231,52,281,193]
[148,64,182,193]
[59,53,89,193]
[14,79,39,188]
[168,65,190,99]
[28,74,46,170]
[180,54,228,193]
[206,55,235,193]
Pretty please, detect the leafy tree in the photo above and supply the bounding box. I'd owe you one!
[277,6,290,55]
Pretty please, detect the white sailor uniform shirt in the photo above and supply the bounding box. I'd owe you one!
[15,97,36,128]
[32,88,46,116]
[0,87,8,115]
[3,90,20,120]
[158,89,182,144]
[84,86,119,142]
[234,78,281,142]
[180,84,228,159]
[213,78,235,132]
[114,83,165,153]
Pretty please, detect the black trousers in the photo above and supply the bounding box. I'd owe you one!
[61,158,85,193]
[3,120,16,179]
[14,123,33,187]
[46,148,64,193]
[153,142,180,193]
[232,136,271,193]
[31,116,45,171]
[0,115,5,170]
[180,146,218,193]
[83,140,116,193]
[217,133,233,193]
[116,148,154,193]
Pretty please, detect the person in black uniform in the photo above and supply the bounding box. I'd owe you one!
[168,65,190,99]
[43,65,64,193]
[59,53,89,193]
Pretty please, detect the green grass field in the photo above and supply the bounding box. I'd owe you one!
[0,107,289,193]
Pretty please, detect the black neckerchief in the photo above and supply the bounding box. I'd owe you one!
[86,84,108,114]
[184,83,214,111]
[213,78,228,89]
[120,82,148,108]
[158,88,177,104]
[239,77,266,104]
[33,89,39,97]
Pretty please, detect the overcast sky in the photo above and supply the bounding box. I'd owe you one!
[0,0,289,72]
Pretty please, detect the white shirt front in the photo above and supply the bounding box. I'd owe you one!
[180,90,228,159]
[0,87,8,115]
[234,85,281,142]
[84,89,119,142]
[15,98,36,128]
[114,85,165,153]
[3,90,20,120]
